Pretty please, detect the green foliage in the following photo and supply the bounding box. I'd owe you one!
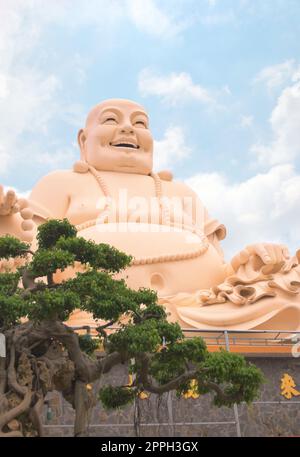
[26,289,80,321]
[149,337,207,386]
[108,320,182,356]
[37,218,77,249]
[128,288,158,313]
[195,350,265,407]
[0,272,21,295]
[65,271,132,321]
[78,334,100,355]
[154,321,183,344]
[99,385,135,410]
[108,320,162,355]
[150,351,186,386]
[0,294,26,328]
[170,337,208,362]
[64,272,156,323]
[136,302,166,321]
[91,243,132,273]
[133,288,158,306]
[0,219,265,414]
[0,220,154,325]
[0,271,24,328]
[0,235,29,259]
[56,237,132,272]
[29,249,75,278]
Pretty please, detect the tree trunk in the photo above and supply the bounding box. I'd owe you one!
[74,380,93,437]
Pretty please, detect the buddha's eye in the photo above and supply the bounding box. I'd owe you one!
[103,117,117,124]
[134,120,147,128]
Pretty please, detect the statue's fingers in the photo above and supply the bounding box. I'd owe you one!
[239,249,250,264]
[230,255,240,272]
[252,244,273,264]
[280,244,290,259]
[231,249,250,272]
[3,189,17,211]
[12,203,20,214]
[283,257,295,272]
[267,244,282,264]
[268,244,287,264]
[20,208,33,220]
[266,243,282,264]
[271,244,286,263]
[18,198,29,211]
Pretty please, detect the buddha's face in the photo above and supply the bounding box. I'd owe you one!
[78,99,153,174]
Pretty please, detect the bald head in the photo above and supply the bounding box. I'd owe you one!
[85,98,148,128]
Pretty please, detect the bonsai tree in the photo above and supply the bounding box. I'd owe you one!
[0,219,264,437]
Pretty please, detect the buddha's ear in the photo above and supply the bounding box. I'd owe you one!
[77,128,87,161]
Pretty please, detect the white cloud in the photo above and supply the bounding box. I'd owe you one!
[0,2,74,176]
[0,146,10,175]
[1,71,61,133]
[0,0,192,178]
[252,80,300,166]
[184,62,300,260]
[0,0,125,177]
[138,68,215,106]
[185,164,300,259]
[240,115,253,128]
[253,60,300,92]
[0,68,61,175]
[153,126,191,171]
[222,85,232,96]
[200,11,235,26]
[126,0,186,38]
[36,146,78,168]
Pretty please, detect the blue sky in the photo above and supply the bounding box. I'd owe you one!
[1,0,300,259]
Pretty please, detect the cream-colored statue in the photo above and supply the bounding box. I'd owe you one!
[1,99,300,331]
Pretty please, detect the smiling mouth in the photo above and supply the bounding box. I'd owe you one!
[110,142,140,149]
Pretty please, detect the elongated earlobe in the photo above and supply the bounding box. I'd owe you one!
[157,170,173,181]
[77,128,87,161]
[73,161,89,173]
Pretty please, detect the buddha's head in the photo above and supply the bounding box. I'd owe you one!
[78,98,153,175]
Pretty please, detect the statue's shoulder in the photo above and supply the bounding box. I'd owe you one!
[162,177,197,198]
[31,169,87,200]
[36,169,71,179]
[34,168,84,185]
[156,170,186,191]
[156,170,192,193]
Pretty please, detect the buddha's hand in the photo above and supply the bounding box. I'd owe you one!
[230,243,290,273]
[0,185,35,242]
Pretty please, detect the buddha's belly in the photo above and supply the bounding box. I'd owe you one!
[68,223,227,296]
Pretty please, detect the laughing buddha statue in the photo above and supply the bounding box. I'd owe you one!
[1,98,300,332]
